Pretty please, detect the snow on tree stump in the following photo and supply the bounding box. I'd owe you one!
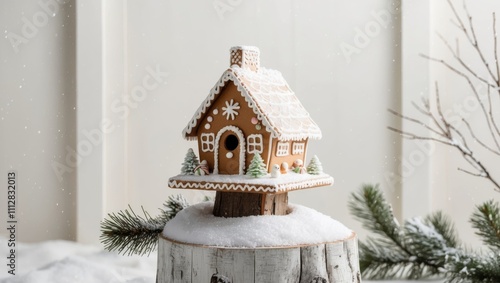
[157,202,361,283]
[156,233,361,283]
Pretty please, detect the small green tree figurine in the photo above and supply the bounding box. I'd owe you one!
[246,153,267,178]
[181,148,200,175]
[307,155,323,175]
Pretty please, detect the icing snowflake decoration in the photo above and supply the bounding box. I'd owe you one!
[222,99,240,120]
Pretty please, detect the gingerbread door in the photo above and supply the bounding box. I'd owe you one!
[215,126,245,175]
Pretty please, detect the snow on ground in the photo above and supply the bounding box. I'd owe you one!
[163,202,353,248]
[0,237,156,283]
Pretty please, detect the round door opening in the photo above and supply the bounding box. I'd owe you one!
[224,134,239,151]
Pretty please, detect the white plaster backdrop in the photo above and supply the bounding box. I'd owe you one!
[0,0,498,250]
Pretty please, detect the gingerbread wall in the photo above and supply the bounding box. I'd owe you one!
[194,80,310,175]
[196,81,272,174]
[268,138,309,173]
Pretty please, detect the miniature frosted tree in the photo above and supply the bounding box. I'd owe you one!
[181,148,200,175]
[307,155,323,175]
[246,153,267,178]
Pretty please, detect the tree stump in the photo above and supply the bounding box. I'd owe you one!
[156,233,361,283]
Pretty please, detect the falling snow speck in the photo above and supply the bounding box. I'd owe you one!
[38,130,41,134]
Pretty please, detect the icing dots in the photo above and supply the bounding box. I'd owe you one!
[213,109,218,115]
[204,124,211,130]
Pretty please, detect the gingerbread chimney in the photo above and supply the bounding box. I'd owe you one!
[230,46,260,72]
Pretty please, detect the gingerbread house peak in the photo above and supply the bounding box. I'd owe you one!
[230,46,260,72]
[182,66,322,142]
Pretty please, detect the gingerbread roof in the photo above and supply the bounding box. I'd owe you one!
[182,48,322,142]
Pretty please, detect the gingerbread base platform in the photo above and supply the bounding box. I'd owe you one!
[156,202,361,283]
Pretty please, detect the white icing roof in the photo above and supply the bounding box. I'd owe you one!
[183,66,322,141]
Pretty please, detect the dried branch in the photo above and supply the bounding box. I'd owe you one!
[487,86,500,139]
[462,118,500,156]
[448,0,499,84]
[390,1,500,193]
[494,13,500,84]
[435,32,494,87]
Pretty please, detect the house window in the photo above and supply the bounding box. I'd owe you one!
[201,133,215,152]
[247,134,263,154]
[276,142,289,156]
[292,142,305,155]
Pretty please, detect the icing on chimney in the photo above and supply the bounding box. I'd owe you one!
[230,46,260,72]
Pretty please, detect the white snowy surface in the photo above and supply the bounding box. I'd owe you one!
[0,237,156,283]
[162,202,353,248]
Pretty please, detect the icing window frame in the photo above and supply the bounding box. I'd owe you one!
[247,134,263,154]
[276,142,290,157]
[200,133,215,152]
[292,142,305,155]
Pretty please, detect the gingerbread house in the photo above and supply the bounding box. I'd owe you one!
[183,46,322,175]
[169,46,333,217]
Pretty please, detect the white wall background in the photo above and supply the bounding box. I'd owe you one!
[0,0,77,241]
[0,0,498,250]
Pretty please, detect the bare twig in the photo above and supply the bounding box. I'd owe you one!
[435,32,495,86]
[487,86,500,138]
[458,167,485,177]
[448,0,499,84]
[494,13,500,84]
[390,0,500,193]
[420,54,495,89]
[462,118,500,155]
[387,108,446,138]
[387,127,452,147]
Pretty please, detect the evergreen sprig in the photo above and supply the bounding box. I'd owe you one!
[470,200,500,251]
[100,194,189,256]
[446,251,500,283]
[349,184,500,282]
[349,184,453,279]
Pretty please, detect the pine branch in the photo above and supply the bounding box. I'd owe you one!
[161,194,189,221]
[358,238,412,279]
[100,194,189,256]
[350,184,500,282]
[100,206,164,256]
[404,214,459,273]
[349,185,453,279]
[445,252,500,283]
[348,184,403,245]
[470,200,500,250]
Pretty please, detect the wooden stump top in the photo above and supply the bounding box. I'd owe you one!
[157,233,362,283]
